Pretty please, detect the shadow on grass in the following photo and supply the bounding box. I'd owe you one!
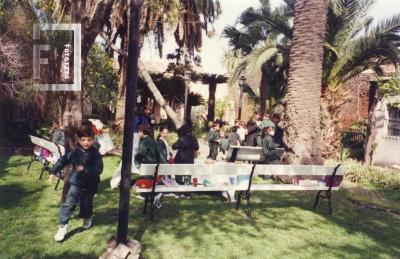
[2,154,399,258]
[0,182,46,209]
[96,188,400,258]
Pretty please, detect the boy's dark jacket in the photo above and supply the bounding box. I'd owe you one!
[261,135,280,163]
[49,146,103,190]
[156,138,168,164]
[172,135,199,164]
[135,136,160,164]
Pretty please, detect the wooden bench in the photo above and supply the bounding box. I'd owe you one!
[27,135,65,190]
[133,146,344,219]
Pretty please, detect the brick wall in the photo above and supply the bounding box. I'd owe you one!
[338,74,372,129]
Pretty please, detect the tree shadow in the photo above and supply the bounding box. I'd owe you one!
[0,182,45,209]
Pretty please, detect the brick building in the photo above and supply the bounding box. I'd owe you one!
[338,65,396,129]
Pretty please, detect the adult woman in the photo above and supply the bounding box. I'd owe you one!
[246,112,260,146]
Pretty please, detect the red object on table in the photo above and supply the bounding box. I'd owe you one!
[193,178,198,187]
[135,176,162,188]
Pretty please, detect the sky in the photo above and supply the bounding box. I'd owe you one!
[140,0,400,99]
[142,0,400,74]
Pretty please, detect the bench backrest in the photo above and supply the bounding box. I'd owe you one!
[138,163,345,177]
[29,135,65,158]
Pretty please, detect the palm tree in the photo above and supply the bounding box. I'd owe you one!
[201,73,228,121]
[284,0,329,164]
[222,1,292,115]
[224,0,400,160]
[108,0,221,130]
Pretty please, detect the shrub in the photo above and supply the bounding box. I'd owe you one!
[340,122,367,160]
[343,161,400,193]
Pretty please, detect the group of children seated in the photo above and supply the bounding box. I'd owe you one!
[207,111,288,164]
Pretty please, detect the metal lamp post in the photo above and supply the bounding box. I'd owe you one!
[183,69,191,125]
[238,75,246,120]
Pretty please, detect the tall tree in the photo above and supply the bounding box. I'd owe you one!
[222,0,292,116]
[224,0,400,158]
[107,0,221,130]
[51,0,114,200]
[284,0,329,164]
[201,73,227,121]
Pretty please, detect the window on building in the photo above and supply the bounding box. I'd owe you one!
[388,106,400,136]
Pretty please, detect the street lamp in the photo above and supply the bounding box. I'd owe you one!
[238,75,246,120]
[183,69,191,125]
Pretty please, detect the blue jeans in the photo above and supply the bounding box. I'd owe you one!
[59,185,96,225]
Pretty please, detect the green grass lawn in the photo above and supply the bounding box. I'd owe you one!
[1,155,399,259]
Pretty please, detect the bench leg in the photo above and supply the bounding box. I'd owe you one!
[39,165,46,180]
[55,178,61,191]
[236,191,243,210]
[150,193,156,221]
[313,190,322,209]
[27,154,36,171]
[143,194,149,215]
[327,192,332,215]
[313,190,333,214]
[245,192,252,218]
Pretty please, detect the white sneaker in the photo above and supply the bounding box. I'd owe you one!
[54,224,68,242]
[82,217,92,230]
[153,193,163,209]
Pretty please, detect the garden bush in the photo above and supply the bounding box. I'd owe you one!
[343,161,400,193]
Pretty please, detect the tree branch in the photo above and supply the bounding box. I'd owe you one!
[99,31,128,56]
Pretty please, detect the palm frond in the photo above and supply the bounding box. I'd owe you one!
[242,84,260,103]
[331,0,375,49]
[245,41,279,78]
[201,73,228,84]
[222,26,261,54]
[243,10,293,39]
[371,14,400,36]
[331,35,400,84]
[227,61,247,86]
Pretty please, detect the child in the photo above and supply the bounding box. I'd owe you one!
[50,124,103,242]
[156,125,173,164]
[51,121,65,146]
[172,125,199,184]
[236,121,246,146]
[272,113,285,147]
[135,124,160,165]
[133,124,163,203]
[261,121,282,164]
[219,131,229,157]
[228,126,241,147]
[207,122,220,160]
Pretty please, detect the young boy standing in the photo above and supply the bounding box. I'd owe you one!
[50,124,103,242]
[207,122,220,160]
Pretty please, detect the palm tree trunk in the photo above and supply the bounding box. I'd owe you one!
[284,0,328,165]
[138,61,183,128]
[187,104,193,127]
[208,83,217,121]
[259,72,268,117]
